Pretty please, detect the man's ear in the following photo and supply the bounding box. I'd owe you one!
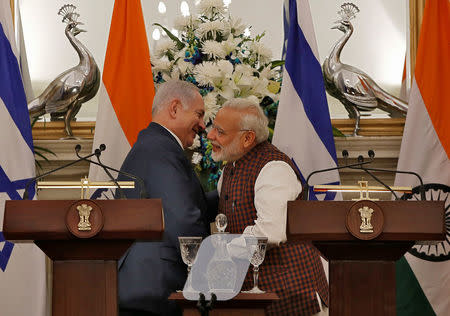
[168,99,181,118]
[242,131,256,149]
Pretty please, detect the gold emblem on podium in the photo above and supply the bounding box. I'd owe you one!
[66,200,104,238]
[358,206,374,233]
[345,200,385,240]
[77,203,93,231]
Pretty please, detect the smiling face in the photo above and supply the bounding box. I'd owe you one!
[207,107,256,162]
[174,92,206,148]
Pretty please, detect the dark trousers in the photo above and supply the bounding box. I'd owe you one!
[119,308,160,316]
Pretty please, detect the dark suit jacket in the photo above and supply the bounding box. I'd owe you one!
[117,122,217,315]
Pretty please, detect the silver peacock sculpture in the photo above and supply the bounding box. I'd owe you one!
[322,3,408,136]
[28,4,100,138]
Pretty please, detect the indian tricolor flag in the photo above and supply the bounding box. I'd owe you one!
[394,1,450,315]
[89,0,154,197]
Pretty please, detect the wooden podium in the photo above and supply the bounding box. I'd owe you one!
[3,199,164,316]
[287,200,445,316]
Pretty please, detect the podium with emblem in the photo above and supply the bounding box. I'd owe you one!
[3,197,163,316]
[287,189,445,316]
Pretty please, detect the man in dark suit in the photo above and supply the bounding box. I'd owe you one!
[117,80,217,316]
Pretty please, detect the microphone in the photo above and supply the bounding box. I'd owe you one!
[76,144,148,199]
[23,145,102,200]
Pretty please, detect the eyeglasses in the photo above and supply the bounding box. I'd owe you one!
[210,123,252,137]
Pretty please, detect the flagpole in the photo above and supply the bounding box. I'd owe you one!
[9,0,14,26]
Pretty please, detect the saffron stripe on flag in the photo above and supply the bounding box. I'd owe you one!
[414,0,450,158]
[89,0,155,197]
[102,0,155,146]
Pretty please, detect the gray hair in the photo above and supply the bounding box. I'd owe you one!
[222,98,269,143]
[152,80,200,116]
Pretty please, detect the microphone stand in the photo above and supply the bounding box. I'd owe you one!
[345,151,399,200]
[303,154,374,200]
[304,150,426,201]
[345,150,425,201]
[23,144,148,200]
[75,144,125,199]
[75,144,148,199]
[23,147,101,200]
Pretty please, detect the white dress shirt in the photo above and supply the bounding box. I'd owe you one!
[160,124,183,149]
[218,160,302,247]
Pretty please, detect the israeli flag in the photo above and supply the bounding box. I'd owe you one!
[273,0,340,201]
[0,2,46,315]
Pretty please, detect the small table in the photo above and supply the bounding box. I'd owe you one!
[169,292,279,316]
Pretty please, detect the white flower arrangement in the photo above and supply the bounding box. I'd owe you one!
[151,0,283,188]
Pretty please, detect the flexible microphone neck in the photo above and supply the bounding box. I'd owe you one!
[75,145,125,199]
[303,150,426,201]
[77,144,148,199]
[23,147,100,200]
[303,153,374,200]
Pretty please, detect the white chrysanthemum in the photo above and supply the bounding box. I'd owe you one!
[154,39,177,58]
[152,58,172,73]
[250,41,273,64]
[194,61,222,86]
[196,20,225,39]
[202,40,226,59]
[228,17,247,36]
[173,16,199,31]
[197,0,226,17]
[203,92,221,123]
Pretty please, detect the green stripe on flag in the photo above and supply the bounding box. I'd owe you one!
[396,257,436,316]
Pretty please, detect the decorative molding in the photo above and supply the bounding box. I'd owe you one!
[331,118,405,136]
[33,121,95,139]
[32,119,405,140]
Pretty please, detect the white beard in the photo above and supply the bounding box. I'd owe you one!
[211,137,243,162]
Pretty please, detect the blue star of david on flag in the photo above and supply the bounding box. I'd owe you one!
[0,16,36,271]
[273,0,341,200]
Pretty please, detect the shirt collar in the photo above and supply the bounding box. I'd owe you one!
[159,124,184,149]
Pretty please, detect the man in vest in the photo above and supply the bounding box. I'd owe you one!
[207,98,329,316]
